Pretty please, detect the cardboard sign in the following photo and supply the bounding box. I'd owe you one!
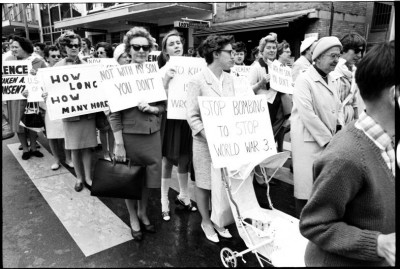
[26,72,44,102]
[269,60,294,94]
[40,64,109,120]
[2,60,32,100]
[98,62,167,113]
[87,58,119,68]
[198,95,277,169]
[147,51,161,62]
[167,56,206,119]
[231,65,251,77]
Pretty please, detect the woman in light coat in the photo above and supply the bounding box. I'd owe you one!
[291,36,342,217]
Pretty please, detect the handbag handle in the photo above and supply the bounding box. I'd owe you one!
[112,157,131,169]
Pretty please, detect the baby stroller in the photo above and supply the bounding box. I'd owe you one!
[219,152,308,267]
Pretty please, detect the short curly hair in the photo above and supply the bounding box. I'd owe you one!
[340,32,366,53]
[95,42,114,58]
[123,27,155,55]
[56,30,81,57]
[277,40,290,58]
[43,45,60,58]
[12,36,34,54]
[258,32,278,53]
[201,34,234,64]
[232,41,247,54]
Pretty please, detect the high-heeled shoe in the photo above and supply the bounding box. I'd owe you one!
[74,181,83,192]
[213,224,232,238]
[201,224,219,243]
[175,197,198,212]
[139,219,156,233]
[130,227,143,241]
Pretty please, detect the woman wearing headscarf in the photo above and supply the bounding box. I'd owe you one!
[109,27,165,241]
[157,29,198,222]
[291,36,342,217]
[6,36,47,160]
[186,34,236,243]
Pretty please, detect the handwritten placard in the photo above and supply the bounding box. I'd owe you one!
[167,56,206,119]
[26,72,44,102]
[87,58,119,68]
[98,62,167,112]
[2,60,32,100]
[40,64,108,120]
[199,95,277,169]
[269,60,294,94]
[231,65,251,77]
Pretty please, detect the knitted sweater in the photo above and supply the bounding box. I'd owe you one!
[299,122,395,267]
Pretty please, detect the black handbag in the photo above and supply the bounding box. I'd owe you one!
[91,157,146,200]
[20,102,45,128]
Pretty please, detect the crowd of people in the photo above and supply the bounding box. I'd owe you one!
[2,26,397,266]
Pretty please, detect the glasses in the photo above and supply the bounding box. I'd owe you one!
[130,44,151,51]
[50,55,61,59]
[220,49,234,56]
[66,44,80,49]
[97,51,105,55]
[323,53,341,60]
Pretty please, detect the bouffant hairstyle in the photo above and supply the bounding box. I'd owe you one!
[95,42,114,58]
[56,30,81,57]
[258,32,278,53]
[123,27,155,55]
[81,38,92,49]
[232,41,247,54]
[340,32,366,53]
[157,29,185,68]
[43,45,60,58]
[34,42,46,51]
[12,36,34,54]
[201,34,234,64]
[277,40,290,58]
[355,40,396,102]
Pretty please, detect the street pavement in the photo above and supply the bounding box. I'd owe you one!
[2,132,296,267]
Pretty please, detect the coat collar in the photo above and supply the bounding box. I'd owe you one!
[309,65,335,94]
[202,67,222,96]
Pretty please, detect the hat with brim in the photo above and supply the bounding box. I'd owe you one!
[113,43,126,62]
[312,36,342,61]
[300,36,317,53]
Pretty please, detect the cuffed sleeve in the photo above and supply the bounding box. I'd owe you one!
[186,76,203,136]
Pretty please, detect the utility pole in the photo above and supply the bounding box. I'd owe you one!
[21,4,30,39]
[329,2,334,36]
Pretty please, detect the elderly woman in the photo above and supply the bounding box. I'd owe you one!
[53,32,97,192]
[6,36,47,160]
[292,37,317,82]
[158,29,198,222]
[109,27,165,241]
[113,43,131,65]
[291,36,342,217]
[186,34,236,243]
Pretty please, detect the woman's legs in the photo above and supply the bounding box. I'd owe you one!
[137,187,150,224]
[161,157,173,213]
[71,149,84,187]
[81,148,93,186]
[107,128,114,158]
[176,154,191,205]
[48,139,61,163]
[195,186,214,235]
[125,199,140,231]
[17,132,29,153]
[61,140,73,167]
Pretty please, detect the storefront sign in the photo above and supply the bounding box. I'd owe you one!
[269,60,294,94]
[2,60,32,101]
[199,95,276,169]
[98,62,167,113]
[166,56,206,119]
[40,64,109,120]
[174,20,210,29]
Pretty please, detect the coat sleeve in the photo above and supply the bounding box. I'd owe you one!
[299,155,383,262]
[293,76,333,147]
[108,111,123,132]
[186,76,203,136]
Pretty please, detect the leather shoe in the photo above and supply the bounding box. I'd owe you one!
[74,181,83,192]
[201,224,219,243]
[175,197,198,212]
[139,219,156,233]
[22,151,31,160]
[130,228,143,241]
[213,225,232,238]
[30,150,44,158]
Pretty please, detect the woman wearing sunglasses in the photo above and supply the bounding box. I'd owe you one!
[109,27,166,241]
[157,29,198,222]
[52,32,97,192]
[95,42,113,59]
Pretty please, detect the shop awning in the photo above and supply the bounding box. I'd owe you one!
[193,9,318,36]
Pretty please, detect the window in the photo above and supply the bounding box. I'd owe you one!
[226,3,246,10]
[372,3,392,30]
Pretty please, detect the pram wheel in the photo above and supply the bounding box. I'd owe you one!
[220,247,237,268]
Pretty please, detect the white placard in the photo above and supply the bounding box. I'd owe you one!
[147,51,161,62]
[40,64,109,120]
[2,60,32,100]
[198,95,277,169]
[26,73,44,102]
[231,65,251,77]
[269,60,294,94]
[167,56,207,120]
[98,62,167,113]
[87,58,119,68]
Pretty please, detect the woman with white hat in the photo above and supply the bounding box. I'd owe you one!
[292,36,317,82]
[290,36,343,217]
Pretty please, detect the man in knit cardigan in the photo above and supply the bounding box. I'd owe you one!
[299,41,396,266]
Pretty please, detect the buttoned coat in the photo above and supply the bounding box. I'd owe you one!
[186,68,235,189]
[290,65,341,199]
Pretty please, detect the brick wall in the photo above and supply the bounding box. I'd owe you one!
[306,19,366,39]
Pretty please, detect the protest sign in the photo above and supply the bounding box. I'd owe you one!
[2,60,32,100]
[98,62,167,112]
[269,60,294,94]
[198,95,277,169]
[87,58,119,68]
[40,64,108,120]
[26,73,44,102]
[231,65,251,77]
[148,51,161,62]
[167,56,206,119]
